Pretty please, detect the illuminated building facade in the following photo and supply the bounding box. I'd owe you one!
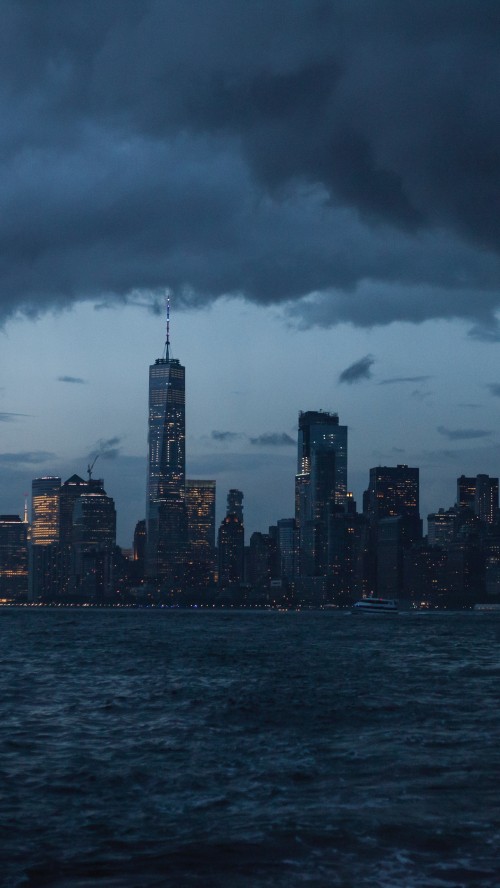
[365,465,420,521]
[30,476,61,601]
[184,480,216,587]
[456,474,498,525]
[474,474,498,525]
[0,515,28,601]
[31,476,61,545]
[146,306,187,582]
[457,475,477,509]
[427,508,456,547]
[186,479,216,556]
[227,489,243,524]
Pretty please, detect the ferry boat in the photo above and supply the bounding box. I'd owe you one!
[352,596,398,614]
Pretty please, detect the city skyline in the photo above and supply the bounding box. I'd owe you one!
[2,299,500,548]
[1,4,500,545]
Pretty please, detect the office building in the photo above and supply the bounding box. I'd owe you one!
[364,465,420,521]
[59,473,104,546]
[186,480,216,555]
[218,491,245,588]
[295,410,348,577]
[71,490,116,601]
[277,518,298,582]
[185,480,216,587]
[457,475,477,509]
[474,474,498,525]
[30,476,61,601]
[0,515,28,601]
[218,514,244,588]
[146,301,187,581]
[456,474,499,525]
[227,489,244,524]
[31,476,61,545]
[427,508,456,547]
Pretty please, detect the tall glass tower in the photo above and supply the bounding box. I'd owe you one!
[29,476,61,601]
[295,410,348,577]
[146,301,187,580]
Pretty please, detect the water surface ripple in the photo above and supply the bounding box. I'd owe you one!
[1,609,499,887]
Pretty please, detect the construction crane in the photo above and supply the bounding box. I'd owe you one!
[87,454,99,481]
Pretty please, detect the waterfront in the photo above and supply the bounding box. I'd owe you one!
[1,609,499,887]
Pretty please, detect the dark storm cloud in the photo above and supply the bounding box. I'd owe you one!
[0,412,30,422]
[249,433,295,447]
[2,2,500,330]
[411,389,432,401]
[0,451,56,465]
[379,376,431,386]
[339,355,374,384]
[57,375,86,384]
[437,426,492,441]
[211,430,241,442]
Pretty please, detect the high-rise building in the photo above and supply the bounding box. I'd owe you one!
[59,473,104,546]
[427,508,456,547]
[277,518,298,582]
[295,410,348,577]
[364,465,420,521]
[0,515,28,601]
[227,489,244,524]
[456,474,499,524]
[71,490,116,601]
[474,474,498,525]
[218,514,244,588]
[457,475,477,509]
[133,519,146,564]
[146,301,187,581]
[31,476,61,545]
[363,465,421,596]
[29,476,61,601]
[218,489,245,588]
[186,478,215,585]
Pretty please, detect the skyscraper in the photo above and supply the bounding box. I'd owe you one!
[29,476,61,601]
[364,465,420,521]
[218,489,245,588]
[0,515,28,601]
[186,480,216,557]
[31,476,61,545]
[227,489,244,524]
[146,301,187,582]
[218,515,244,588]
[364,465,422,596]
[474,474,499,524]
[295,410,348,577]
[71,489,116,601]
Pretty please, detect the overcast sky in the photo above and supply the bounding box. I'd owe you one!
[2,1,500,546]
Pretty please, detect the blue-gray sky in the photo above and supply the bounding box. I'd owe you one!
[1,1,500,545]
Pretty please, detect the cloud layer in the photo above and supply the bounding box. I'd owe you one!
[2,2,500,332]
[339,355,374,384]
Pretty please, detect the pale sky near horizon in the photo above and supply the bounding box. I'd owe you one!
[2,299,500,547]
[2,2,500,546]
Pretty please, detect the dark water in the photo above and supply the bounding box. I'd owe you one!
[1,609,499,888]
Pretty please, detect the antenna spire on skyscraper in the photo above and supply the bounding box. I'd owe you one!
[165,293,170,360]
